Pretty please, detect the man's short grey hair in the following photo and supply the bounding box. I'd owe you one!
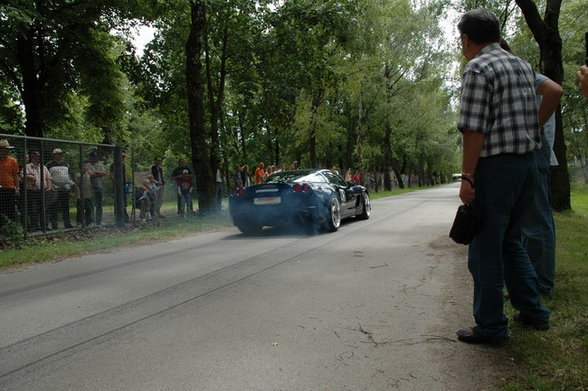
[457,8,500,45]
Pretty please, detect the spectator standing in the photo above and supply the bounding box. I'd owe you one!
[352,171,361,183]
[87,151,106,226]
[242,165,251,187]
[46,148,75,229]
[171,159,192,215]
[577,65,588,98]
[520,73,563,297]
[146,175,159,217]
[0,140,19,228]
[254,162,266,184]
[150,156,165,217]
[215,160,223,211]
[344,169,352,182]
[137,179,153,221]
[233,165,244,188]
[455,8,549,344]
[24,151,52,231]
[17,153,28,228]
[109,152,130,224]
[177,169,193,215]
[75,162,93,226]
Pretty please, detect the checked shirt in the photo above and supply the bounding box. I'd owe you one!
[458,43,541,158]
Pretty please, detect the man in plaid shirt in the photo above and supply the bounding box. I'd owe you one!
[455,8,550,344]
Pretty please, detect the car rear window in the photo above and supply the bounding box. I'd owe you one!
[266,171,324,184]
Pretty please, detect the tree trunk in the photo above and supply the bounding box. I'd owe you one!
[186,1,215,213]
[516,0,570,211]
[309,88,324,168]
[383,122,392,191]
[205,23,229,162]
[17,31,44,138]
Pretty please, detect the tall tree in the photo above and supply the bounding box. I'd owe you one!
[186,0,215,213]
[515,0,569,211]
[0,2,151,138]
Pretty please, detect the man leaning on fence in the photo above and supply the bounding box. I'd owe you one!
[88,151,106,226]
[0,139,19,229]
[25,151,52,231]
[46,148,75,229]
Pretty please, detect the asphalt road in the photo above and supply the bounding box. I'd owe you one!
[0,184,512,391]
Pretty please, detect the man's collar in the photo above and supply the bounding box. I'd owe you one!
[476,42,501,57]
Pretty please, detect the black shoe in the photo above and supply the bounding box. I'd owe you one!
[513,312,550,331]
[456,326,510,345]
[51,224,58,230]
[64,224,74,229]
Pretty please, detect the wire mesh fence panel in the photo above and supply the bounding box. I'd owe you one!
[0,134,119,241]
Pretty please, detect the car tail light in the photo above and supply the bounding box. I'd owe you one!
[293,183,311,192]
[239,188,245,195]
[231,187,246,196]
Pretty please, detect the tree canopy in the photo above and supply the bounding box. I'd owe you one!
[1,0,585,212]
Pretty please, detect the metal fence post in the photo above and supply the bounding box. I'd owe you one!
[113,147,125,227]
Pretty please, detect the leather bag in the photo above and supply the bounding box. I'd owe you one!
[449,176,481,245]
[449,204,481,245]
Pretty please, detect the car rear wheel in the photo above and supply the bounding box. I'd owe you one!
[237,223,262,235]
[357,192,371,220]
[325,196,341,232]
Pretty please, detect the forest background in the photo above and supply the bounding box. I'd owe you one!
[1,0,587,213]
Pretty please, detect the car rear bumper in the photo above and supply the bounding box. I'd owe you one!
[229,204,324,228]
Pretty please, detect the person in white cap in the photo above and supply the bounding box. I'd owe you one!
[46,148,75,229]
[0,139,19,227]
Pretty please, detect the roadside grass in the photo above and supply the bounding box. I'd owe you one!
[369,185,433,199]
[0,213,232,268]
[502,185,588,391]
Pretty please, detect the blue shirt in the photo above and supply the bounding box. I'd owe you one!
[535,73,558,166]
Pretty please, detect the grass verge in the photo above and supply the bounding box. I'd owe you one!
[0,213,232,268]
[502,185,588,391]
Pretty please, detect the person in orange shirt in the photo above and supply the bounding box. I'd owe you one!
[0,139,20,226]
[254,162,266,184]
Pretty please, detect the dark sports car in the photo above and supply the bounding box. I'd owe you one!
[229,169,371,234]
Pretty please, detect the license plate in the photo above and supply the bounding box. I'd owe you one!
[254,196,281,205]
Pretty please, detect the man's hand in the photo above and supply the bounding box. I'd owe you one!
[459,177,475,204]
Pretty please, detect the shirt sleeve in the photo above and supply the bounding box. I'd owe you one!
[458,69,492,134]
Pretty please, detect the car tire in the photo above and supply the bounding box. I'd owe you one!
[324,196,341,232]
[237,223,262,235]
[357,192,371,220]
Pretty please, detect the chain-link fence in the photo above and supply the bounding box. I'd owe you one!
[0,133,206,243]
[0,134,126,240]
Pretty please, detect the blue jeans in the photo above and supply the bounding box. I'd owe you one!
[179,192,193,214]
[521,136,555,294]
[93,187,103,225]
[469,153,550,336]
